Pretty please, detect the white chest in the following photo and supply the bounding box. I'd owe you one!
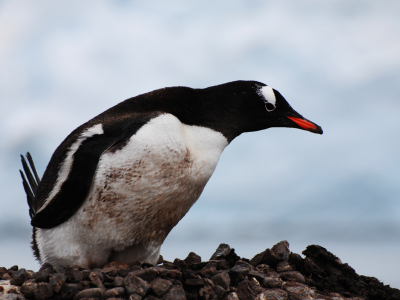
[76,113,228,245]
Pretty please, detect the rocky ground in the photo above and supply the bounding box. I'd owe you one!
[1,241,399,300]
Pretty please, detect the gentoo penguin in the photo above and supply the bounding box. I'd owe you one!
[20,80,322,268]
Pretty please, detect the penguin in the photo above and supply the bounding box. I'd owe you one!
[20,80,322,268]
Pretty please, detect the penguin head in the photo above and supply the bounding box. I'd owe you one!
[233,81,323,135]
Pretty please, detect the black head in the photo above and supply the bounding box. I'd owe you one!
[194,80,323,141]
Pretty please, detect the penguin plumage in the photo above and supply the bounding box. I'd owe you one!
[20,80,322,268]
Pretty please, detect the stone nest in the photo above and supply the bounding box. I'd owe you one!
[1,241,399,300]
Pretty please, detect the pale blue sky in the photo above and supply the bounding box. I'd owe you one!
[1,0,399,288]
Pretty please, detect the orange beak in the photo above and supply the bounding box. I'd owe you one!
[287,116,323,134]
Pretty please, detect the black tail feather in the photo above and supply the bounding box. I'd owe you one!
[27,152,41,185]
[20,152,40,219]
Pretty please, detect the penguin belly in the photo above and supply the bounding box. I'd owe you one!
[35,114,228,268]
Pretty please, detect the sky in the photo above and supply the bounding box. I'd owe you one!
[1,0,400,288]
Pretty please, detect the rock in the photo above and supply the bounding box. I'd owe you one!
[247,270,266,285]
[9,266,19,272]
[184,252,202,266]
[282,281,315,300]
[303,258,325,277]
[103,287,126,298]
[66,266,83,283]
[185,278,205,288]
[198,266,217,279]
[210,244,231,261]
[60,283,81,299]
[117,267,130,278]
[10,269,27,286]
[213,285,225,298]
[236,280,255,300]
[174,259,189,270]
[161,261,178,270]
[49,273,67,293]
[279,271,306,284]
[113,276,125,287]
[34,282,54,300]
[276,262,292,273]
[161,285,186,300]
[101,267,118,278]
[229,262,252,285]
[36,263,54,283]
[216,260,230,271]
[20,279,38,298]
[53,264,68,274]
[25,270,37,280]
[150,277,172,297]
[287,253,304,273]
[256,288,288,300]
[89,271,105,291]
[134,267,159,283]
[73,287,103,300]
[124,273,149,297]
[0,294,24,300]
[225,292,240,300]
[198,285,216,300]
[129,294,143,300]
[263,276,283,289]
[2,273,12,280]
[271,241,290,262]
[159,269,182,281]
[182,269,198,281]
[211,272,230,290]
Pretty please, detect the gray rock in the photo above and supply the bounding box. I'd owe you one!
[185,278,205,288]
[161,285,186,300]
[104,287,126,298]
[184,252,202,266]
[66,266,83,283]
[73,287,104,300]
[256,288,288,300]
[263,276,283,288]
[20,279,38,298]
[134,267,159,283]
[212,285,225,299]
[279,271,306,284]
[49,273,67,293]
[129,294,143,300]
[89,271,105,291]
[60,283,81,299]
[124,273,149,297]
[34,282,54,300]
[150,277,172,297]
[282,281,315,300]
[113,276,125,287]
[276,261,292,273]
[10,269,27,286]
[211,272,230,290]
[236,280,255,300]
[210,244,231,261]
[228,263,251,284]
[225,292,239,300]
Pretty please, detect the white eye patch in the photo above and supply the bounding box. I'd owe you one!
[258,86,276,112]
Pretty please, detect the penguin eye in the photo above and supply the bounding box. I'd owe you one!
[265,102,276,112]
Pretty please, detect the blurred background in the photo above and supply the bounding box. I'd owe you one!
[1,0,400,288]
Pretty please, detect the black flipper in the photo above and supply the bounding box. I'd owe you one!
[30,115,156,229]
[20,153,40,219]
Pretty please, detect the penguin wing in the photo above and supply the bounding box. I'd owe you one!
[31,114,157,229]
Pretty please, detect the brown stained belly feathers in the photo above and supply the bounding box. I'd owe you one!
[80,144,208,249]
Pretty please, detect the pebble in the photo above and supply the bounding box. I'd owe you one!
[123,273,149,297]
[1,241,399,300]
[150,277,172,297]
[211,272,230,289]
